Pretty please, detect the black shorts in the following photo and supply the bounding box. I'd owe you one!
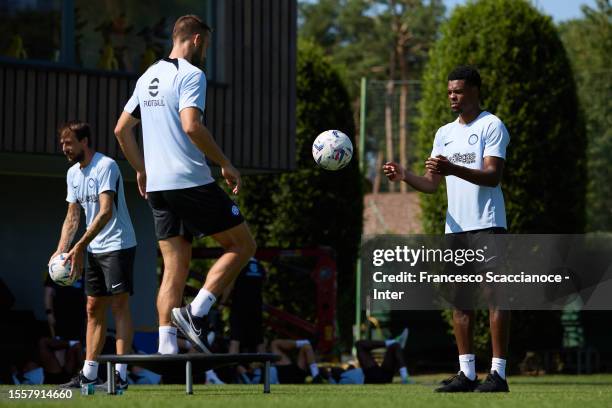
[276,363,308,384]
[86,247,136,297]
[444,227,507,273]
[363,365,394,384]
[443,227,507,308]
[147,183,245,241]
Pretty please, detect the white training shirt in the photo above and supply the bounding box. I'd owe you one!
[66,152,137,253]
[124,57,214,192]
[431,111,510,234]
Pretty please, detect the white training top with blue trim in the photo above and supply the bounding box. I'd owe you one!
[66,152,137,253]
[124,57,214,192]
[431,111,510,234]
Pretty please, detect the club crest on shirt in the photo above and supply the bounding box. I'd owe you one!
[74,177,99,204]
[468,134,479,145]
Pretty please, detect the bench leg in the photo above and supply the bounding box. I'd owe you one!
[264,361,270,394]
[186,360,193,395]
[107,362,112,394]
[107,362,116,395]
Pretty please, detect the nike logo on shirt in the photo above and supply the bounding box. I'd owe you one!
[112,283,123,289]
[444,141,453,146]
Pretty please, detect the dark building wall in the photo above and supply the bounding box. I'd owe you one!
[0,0,297,331]
[0,0,297,172]
[0,168,158,327]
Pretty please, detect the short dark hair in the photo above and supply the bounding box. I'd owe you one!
[448,65,481,89]
[172,14,212,42]
[58,121,91,147]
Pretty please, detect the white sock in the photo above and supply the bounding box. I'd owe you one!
[399,366,408,382]
[116,364,128,381]
[309,363,319,377]
[190,288,216,317]
[295,339,310,348]
[158,326,178,354]
[459,354,476,380]
[385,339,398,347]
[82,360,99,380]
[491,357,506,379]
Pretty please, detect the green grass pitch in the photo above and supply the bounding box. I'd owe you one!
[1,374,611,408]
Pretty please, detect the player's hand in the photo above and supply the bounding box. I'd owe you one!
[64,243,84,280]
[383,162,405,182]
[425,155,455,176]
[222,164,241,195]
[136,171,147,199]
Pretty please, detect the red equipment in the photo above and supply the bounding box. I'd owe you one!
[182,247,337,353]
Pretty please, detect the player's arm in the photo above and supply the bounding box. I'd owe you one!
[49,203,81,265]
[180,107,242,194]
[65,192,114,278]
[426,155,504,188]
[114,111,147,198]
[383,162,442,194]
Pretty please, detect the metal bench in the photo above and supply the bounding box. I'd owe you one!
[97,353,281,395]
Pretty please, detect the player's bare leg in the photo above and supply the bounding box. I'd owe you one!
[206,223,257,296]
[297,342,316,370]
[111,293,133,354]
[473,307,511,392]
[270,339,294,365]
[111,293,133,383]
[71,296,109,383]
[453,309,474,355]
[157,236,191,354]
[158,236,192,326]
[171,223,255,353]
[296,341,321,380]
[435,309,479,392]
[86,296,110,361]
[490,308,510,358]
[38,338,64,376]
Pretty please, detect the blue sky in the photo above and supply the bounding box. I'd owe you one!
[444,0,597,22]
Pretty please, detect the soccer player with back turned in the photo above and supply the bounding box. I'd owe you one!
[114,15,256,354]
[384,66,511,392]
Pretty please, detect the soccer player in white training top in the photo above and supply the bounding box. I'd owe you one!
[383,66,511,393]
[114,14,256,354]
[52,121,136,391]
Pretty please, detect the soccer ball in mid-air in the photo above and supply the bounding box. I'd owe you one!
[48,253,75,286]
[312,130,353,171]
